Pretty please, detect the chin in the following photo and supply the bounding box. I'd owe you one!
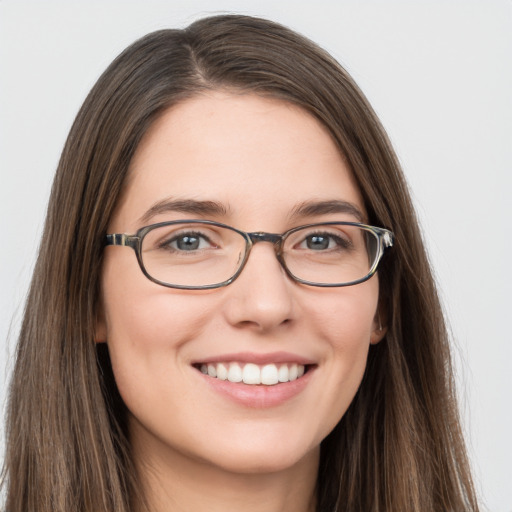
[188,424,323,476]
[203,442,320,476]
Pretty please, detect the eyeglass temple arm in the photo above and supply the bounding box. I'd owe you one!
[105,234,139,249]
[381,230,394,249]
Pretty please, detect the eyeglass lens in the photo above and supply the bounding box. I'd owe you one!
[140,222,380,288]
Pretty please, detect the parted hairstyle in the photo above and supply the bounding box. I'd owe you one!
[2,14,479,512]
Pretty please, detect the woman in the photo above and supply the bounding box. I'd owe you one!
[2,14,479,512]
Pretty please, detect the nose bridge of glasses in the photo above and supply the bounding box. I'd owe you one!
[247,232,282,246]
[247,231,283,254]
[241,232,286,277]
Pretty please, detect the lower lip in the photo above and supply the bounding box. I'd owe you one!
[197,367,315,408]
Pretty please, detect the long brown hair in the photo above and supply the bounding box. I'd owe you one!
[2,14,479,512]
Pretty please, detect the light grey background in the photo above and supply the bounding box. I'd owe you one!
[1,1,511,510]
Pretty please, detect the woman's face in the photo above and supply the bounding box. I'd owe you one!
[98,92,384,476]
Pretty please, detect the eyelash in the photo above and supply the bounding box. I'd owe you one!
[158,231,215,252]
[297,231,353,251]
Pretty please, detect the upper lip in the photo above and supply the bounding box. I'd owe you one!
[192,351,316,366]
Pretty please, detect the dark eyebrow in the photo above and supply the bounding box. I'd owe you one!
[290,200,366,223]
[138,198,230,224]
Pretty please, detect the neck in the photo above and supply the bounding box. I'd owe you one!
[131,425,319,512]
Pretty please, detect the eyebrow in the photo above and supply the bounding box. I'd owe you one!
[289,200,366,223]
[138,198,230,224]
[138,197,365,225]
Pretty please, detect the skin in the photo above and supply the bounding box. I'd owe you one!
[97,91,386,512]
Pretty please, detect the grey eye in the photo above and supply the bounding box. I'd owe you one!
[305,235,331,250]
[164,232,213,252]
[174,235,201,250]
[298,233,349,251]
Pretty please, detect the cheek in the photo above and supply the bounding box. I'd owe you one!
[307,281,378,350]
[303,283,378,424]
[100,250,215,346]
[99,253,218,404]
[102,288,215,366]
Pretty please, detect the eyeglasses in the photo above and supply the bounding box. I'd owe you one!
[105,220,394,290]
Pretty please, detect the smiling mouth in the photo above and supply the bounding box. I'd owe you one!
[194,362,310,386]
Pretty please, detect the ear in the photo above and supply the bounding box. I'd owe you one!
[370,308,388,345]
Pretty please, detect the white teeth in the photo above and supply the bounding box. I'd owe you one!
[216,363,228,380]
[242,363,261,384]
[278,364,289,382]
[261,364,279,385]
[199,362,306,385]
[227,363,243,383]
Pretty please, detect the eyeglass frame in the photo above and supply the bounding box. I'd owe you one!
[105,219,394,290]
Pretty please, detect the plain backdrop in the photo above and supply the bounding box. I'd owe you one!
[1,1,511,510]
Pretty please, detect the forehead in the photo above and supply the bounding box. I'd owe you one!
[111,91,365,231]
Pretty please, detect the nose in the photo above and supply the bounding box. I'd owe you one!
[222,241,295,333]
